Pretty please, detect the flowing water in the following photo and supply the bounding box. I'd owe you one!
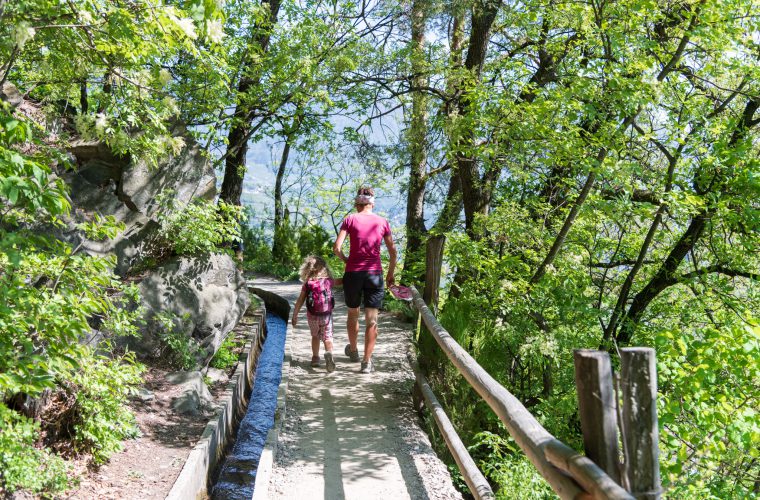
[211,312,287,499]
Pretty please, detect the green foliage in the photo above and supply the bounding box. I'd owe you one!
[0,404,70,495]
[0,107,144,491]
[402,0,760,495]
[242,209,334,280]
[153,312,200,371]
[384,297,416,323]
[1,0,228,164]
[657,320,760,498]
[2,0,759,497]
[468,432,554,499]
[69,353,144,464]
[156,191,242,257]
[209,334,244,370]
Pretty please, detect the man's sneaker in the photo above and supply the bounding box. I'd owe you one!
[344,344,360,362]
[360,359,374,374]
[324,352,336,373]
[310,356,320,368]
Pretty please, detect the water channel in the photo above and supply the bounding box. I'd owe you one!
[211,312,287,499]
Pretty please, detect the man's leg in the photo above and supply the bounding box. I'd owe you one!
[363,307,378,362]
[347,307,360,351]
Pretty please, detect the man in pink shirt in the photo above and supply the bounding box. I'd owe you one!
[333,187,397,374]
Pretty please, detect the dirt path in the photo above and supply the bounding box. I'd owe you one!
[250,278,462,500]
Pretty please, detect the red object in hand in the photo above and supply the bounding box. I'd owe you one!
[389,285,413,301]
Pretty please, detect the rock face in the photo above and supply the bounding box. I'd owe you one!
[166,371,213,416]
[60,130,216,275]
[58,129,249,365]
[6,82,249,362]
[136,253,251,366]
[1,82,23,108]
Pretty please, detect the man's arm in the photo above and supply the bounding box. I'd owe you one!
[384,233,397,287]
[292,288,306,327]
[333,229,349,263]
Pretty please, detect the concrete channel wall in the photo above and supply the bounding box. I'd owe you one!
[165,301,266,500]
[165,287,293,500]
[248,287,293,500]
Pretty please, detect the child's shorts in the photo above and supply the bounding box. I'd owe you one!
[307,313,333,341]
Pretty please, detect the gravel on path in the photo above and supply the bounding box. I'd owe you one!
[250,278,463,500]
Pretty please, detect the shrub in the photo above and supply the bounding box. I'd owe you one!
[468,431,553,499]
[1,109,145,489]
[209,334,244,370]
[153,312,201,370]
[156,190,242,256]
[0,403,70,495]
[69,353,144,464]
[241,209,337,280]
[384,297,416,322]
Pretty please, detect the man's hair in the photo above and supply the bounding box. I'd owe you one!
[355,186,375,206]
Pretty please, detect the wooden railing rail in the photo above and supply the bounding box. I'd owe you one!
[409,287,635,500]
[408,355,495,500]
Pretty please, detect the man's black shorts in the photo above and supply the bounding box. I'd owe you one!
[343,271,384,309]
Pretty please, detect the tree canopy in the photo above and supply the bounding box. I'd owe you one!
[1,0,758,497]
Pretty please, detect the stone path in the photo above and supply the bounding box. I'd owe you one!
[250,278,462,500]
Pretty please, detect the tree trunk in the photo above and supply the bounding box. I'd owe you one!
[402,0,430,286]
[416,7,467,372]
[456,0,501,240]
[219,0,281,206]
[79,80,88,114]
[271,136,293,262]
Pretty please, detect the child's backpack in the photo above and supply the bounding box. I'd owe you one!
[305,278,334,315]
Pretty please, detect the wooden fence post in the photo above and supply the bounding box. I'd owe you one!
[419,235,446,372]
[422,235,445,312]
[573,349,621,484]
[620,348,661,500]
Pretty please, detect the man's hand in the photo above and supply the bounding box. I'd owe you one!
[386,272,395,288]
[291,315,298,327]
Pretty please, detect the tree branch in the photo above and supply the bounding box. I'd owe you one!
[674,265,760,284]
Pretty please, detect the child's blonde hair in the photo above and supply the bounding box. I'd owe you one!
[299,255,333,281]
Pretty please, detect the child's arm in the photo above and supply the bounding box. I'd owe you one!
[292,288,306,327]
[333,278,343,287]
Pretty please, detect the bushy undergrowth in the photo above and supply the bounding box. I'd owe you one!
[384,297,416,322]
[241,212,336,280]
[153,311,201,371]
[0,404,70,495]
[421,228,760,499]
[156,190,242,257]
[210,333,244,370]
[0,109,145,494]
[69,353,144,464]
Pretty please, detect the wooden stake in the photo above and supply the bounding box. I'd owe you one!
[620,348,661,499]
[422,235,445,311]
[574,350,621,484]
[419,235,446,371]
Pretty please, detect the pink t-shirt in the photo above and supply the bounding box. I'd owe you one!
[340,213,392,272]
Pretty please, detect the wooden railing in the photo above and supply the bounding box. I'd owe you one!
[408,287,661,500]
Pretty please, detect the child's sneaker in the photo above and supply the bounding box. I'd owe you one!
[324,352,335,373]
[310,356,320,367]
[344,344,360,362]
[360,359,374,374]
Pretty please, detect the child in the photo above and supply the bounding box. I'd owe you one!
[292,256,342,372]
